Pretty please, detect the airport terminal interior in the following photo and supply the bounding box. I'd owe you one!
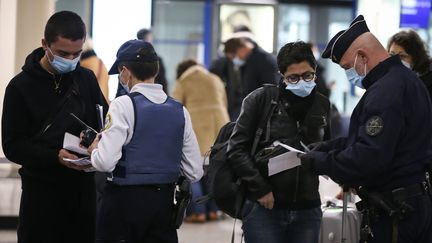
[1,0,432,242]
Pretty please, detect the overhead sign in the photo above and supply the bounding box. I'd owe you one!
[400,0,431,29]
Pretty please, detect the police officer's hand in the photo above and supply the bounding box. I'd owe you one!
[298,153,314,172]
[58,149,92,171]
[257,192,274,210]
[86,133,101,154]
[307,141,329,152]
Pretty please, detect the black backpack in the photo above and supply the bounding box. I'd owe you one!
[198,85,278,219]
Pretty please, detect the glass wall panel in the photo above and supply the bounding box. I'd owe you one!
[153,0,205,93]
[92,0,152,100]
[277,4,310,51]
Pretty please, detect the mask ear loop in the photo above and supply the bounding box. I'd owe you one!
[364,61,367,76]
[119,67,130,87]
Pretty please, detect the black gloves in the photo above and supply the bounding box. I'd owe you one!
[307,141,328,152]
[299,153,315,172]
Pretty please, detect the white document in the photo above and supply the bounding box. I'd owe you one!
[268,151,301,176]
[63,132,89,156]
[63,157,91,166]
[63,157,95,172]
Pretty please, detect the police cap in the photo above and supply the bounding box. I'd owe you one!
[109,40,158,74]
[321,15,370,64]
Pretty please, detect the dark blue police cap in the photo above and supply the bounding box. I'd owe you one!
[321,15,370,64]
[109,39,158,74]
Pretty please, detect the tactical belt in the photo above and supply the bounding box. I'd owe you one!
[357,182,429,243]
[382,183,427,202]
[107,182,175,189]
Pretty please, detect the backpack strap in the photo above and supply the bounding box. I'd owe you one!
[251,85,279,155]
[36,76,80,138]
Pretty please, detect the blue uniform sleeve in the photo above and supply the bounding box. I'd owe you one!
[310,90,405,187]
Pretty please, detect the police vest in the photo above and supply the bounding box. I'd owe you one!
[111,93,185,185]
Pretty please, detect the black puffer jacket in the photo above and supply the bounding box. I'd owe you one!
[227,84,331,209]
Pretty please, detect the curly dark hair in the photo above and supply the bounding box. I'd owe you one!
[277,41,317,74]
[387,30,431,75]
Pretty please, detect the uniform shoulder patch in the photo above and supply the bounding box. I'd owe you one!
[103,113,112,131]
[365,116,383,136]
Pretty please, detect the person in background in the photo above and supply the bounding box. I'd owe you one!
[387,30,432,95]
[172,59,230,222]
[221,37,279,120]
[116,28,168,97]
[80,37,109,103]
[2,11,108,243]
[86,40,203,243]
[302,15,432,243]
[227,41,331,243]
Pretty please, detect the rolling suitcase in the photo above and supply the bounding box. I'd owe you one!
[320,205,361,243]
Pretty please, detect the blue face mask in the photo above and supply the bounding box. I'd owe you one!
[47,48,80,74]
[285,80,316,97]
[232,57,245,67]
[345,54,366,89]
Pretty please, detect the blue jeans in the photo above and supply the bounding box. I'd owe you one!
[241,199,322,243]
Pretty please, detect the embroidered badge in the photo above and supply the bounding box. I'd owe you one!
[103,113,112,131]
[365,116,383,136]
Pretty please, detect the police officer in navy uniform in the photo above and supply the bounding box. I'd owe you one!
[84,40,203,243]
[302,15,432,243]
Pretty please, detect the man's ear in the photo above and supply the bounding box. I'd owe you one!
[358,49,368,63]
[41,39,47,49]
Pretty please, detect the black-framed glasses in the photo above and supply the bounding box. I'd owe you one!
[283,71,316,84]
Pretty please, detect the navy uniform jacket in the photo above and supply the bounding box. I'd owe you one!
[309,56,432,191]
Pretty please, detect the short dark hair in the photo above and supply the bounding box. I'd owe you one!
[223,38,247,55]
[119,48,159,81]
[387,30,431,75]
[137,28,151,41]
[277,41,317,74]
[44,11,86,45]
[176,59,198,79]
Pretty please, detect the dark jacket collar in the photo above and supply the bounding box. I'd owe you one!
[362,55,401,89]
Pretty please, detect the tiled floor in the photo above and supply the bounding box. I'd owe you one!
[0,217,242,243]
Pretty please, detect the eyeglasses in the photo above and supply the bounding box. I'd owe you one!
[283,72,316,84]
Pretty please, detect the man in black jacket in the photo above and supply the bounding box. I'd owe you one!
[226,41,330,243]
[2,11,107,243]
[218,37,279,121]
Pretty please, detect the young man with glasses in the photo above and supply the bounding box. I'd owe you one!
[226,41,331,243]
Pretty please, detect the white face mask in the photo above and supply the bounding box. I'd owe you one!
[345,54,366,89]
[47,47,80,74]
[401,60,412,69]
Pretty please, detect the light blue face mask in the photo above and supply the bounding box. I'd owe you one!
[118,70,130,94]
[47,48,80,74]
[232,57,245,67]
[285,80,316,97]
[345,54,366,89]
